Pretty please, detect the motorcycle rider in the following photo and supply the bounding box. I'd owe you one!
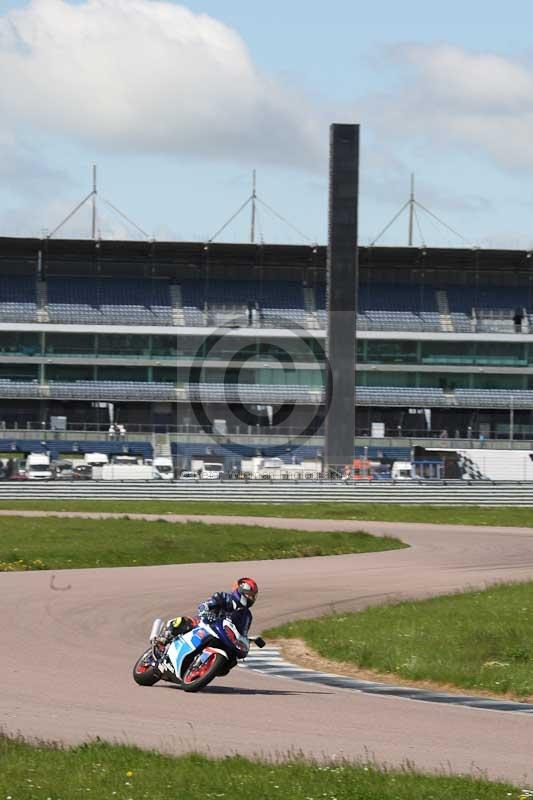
[155,577,259,651]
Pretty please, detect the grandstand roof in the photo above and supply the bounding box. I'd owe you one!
[0,236,532,281]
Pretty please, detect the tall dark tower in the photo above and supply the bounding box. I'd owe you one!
[324,123,359,470]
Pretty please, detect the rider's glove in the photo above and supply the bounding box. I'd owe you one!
[200,611,217,623]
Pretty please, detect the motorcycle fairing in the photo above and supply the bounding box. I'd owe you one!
[167,624,224,679]
[167,630,197,677]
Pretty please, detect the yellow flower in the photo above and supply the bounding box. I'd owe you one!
[126,771,134,777]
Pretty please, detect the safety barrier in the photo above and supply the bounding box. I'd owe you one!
[1,480,533,504]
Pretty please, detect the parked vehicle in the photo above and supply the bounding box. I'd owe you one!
[240,456,322,480]
[95,464,154,480]
[73,464,92,480]
[9,469,27,481]
[25,452,52,481]
[191,460,224,480]
[84,453,109,468]
[153,457,174,480]
[111,455,139,466]
[179,470,198,480]
[51,459,74,480]
[133,616,266,693]
[391,461,414,481]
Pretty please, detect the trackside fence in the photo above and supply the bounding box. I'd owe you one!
[1,481,533,504]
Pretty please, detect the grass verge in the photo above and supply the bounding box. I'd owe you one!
[0,736,523,800]
[265,582,533,701]
[0,500,532,526]
[0,516,405,570]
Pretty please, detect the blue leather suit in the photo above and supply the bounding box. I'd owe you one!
[197,591,253,636]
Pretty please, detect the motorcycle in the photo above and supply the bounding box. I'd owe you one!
[133,615,266,692]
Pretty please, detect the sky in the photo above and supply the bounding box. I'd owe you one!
[1,0,533,248]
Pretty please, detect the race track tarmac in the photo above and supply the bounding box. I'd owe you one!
[2,515,533,784]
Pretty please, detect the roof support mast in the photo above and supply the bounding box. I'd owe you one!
[250,170,257,244]
[370,174,473,248]
[91,164,97,241]
[46,165,149,240]
[408,173,415,247]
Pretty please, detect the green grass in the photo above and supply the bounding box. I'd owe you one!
[1,499,533,526]
[265,582,533,700]
[0,736,523,800]
[0,516,405,570]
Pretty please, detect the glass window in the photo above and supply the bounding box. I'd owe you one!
[0,331,40,356]
[366,340,418,364]
[256,368,324,386]
[152,335,177,358]
[98,334,149,357]
[45,333,95,356]
[421,341,475,365]
[178,337,209,358]
[475,342,526,366]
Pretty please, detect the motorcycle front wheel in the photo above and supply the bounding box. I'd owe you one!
[182,651,226,692]
[133,648,161,686]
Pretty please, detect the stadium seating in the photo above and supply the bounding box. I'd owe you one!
[1,273,528,333]
[315,283,442,332]
[356,387,446,406]
[0,376,530,412]
[0,276,38,322]
[187,382,323,404]
[181,279,306,328]
[47,277,173,325]
[48,381,178,401]
[455,389,533,408]
[446,286,529,333]
[467,286,526,311]
[3,439,152,461]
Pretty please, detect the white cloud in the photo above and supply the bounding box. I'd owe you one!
[365,43,533,171]
[0,0,325,169]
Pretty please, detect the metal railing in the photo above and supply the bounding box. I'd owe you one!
[1,480,533,503]
[0,423,533,447]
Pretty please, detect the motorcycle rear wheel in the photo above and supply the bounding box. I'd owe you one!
[133,648,161,686]
[182,651,225,692]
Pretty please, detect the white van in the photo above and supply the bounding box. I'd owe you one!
[25,452,52,481]
[112,455,139,466]
[84,452,109,468]
[391,461,414,481]
[199,461,224,480]
[153,457,174,480]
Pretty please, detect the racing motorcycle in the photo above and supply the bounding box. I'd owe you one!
[132,615,266,693]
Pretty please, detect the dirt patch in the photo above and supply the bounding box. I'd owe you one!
[274,637,533,704]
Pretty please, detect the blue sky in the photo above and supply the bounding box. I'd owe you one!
[1,0,533,248]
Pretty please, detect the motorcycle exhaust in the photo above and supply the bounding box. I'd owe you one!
[149,618,164,642]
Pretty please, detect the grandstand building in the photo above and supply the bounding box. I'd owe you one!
[1,235,533,466]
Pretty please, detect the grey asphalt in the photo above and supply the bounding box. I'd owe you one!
[1,513,533,784]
